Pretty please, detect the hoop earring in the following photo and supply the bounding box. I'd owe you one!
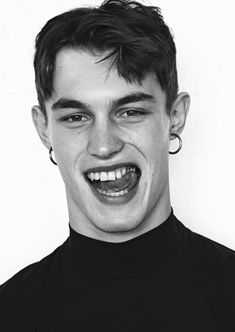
[169,133,182,154]
[49,147,57,165]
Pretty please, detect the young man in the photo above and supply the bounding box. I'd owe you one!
[0,0,235,330]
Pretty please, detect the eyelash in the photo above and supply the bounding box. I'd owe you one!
[120,110,145,118]
[62,114,88,123]
[61,110,145,123]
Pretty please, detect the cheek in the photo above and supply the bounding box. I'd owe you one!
[50,122,84,152]
[143,124,169,187]
[50,129,85,172]
[140,121,168,155]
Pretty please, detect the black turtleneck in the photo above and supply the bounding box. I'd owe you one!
[1,209,235,331]
[67,209,185,278]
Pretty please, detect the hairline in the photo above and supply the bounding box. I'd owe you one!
[40,45,173,118]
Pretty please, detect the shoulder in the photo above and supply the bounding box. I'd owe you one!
[185,225,235,318]
[0,239,68,306]
[187,226,235,268]
[178,219,235,283]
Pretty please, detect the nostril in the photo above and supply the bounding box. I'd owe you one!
[87,136,125,158]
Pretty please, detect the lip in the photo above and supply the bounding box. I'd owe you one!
[84,162,140,175]
[84,167,141,205]
[86,174,141,205]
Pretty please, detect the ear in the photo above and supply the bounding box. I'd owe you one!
[31,105,51,150]
[169,92,190,138]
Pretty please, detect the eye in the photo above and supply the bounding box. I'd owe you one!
[120,110,144,118]
[62,114,90,123]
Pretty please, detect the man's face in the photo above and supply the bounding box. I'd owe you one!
[44,49,172,239]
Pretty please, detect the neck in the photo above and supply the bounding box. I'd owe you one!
[67,183,171,243]
[66,208,184,278]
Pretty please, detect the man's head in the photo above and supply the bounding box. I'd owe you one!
[34,0,178,118]
[32,0,190,242]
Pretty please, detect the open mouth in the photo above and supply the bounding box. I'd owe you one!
[84,163,142,198]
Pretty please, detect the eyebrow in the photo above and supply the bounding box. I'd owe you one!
[113,92,156,108]
[52,98,89,111]
[51,92,156,111]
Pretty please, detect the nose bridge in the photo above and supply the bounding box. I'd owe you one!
[87,117,124,158]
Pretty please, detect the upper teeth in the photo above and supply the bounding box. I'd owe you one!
[87,166,136,181]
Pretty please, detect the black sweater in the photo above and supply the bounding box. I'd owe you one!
[1,210,235,331]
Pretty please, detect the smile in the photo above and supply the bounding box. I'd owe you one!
[84,163,142,204]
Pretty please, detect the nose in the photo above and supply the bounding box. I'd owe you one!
[87,120,124,159]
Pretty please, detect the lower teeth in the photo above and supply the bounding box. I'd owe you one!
[96,188,129,197]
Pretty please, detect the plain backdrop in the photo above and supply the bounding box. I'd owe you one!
[0,0,235,284]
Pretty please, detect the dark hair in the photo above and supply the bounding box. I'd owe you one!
[34,0,178,116]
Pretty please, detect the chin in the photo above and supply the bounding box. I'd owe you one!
[92,215,142,234]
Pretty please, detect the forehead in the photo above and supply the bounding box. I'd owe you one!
[52,48,165,105]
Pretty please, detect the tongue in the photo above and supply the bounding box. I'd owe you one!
[94,171,138,193]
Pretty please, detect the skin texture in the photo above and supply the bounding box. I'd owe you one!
[32,49,190,242]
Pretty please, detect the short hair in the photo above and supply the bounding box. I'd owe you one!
[34,0,178,117]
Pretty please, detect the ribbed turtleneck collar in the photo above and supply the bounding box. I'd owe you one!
[66,209,187,278]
